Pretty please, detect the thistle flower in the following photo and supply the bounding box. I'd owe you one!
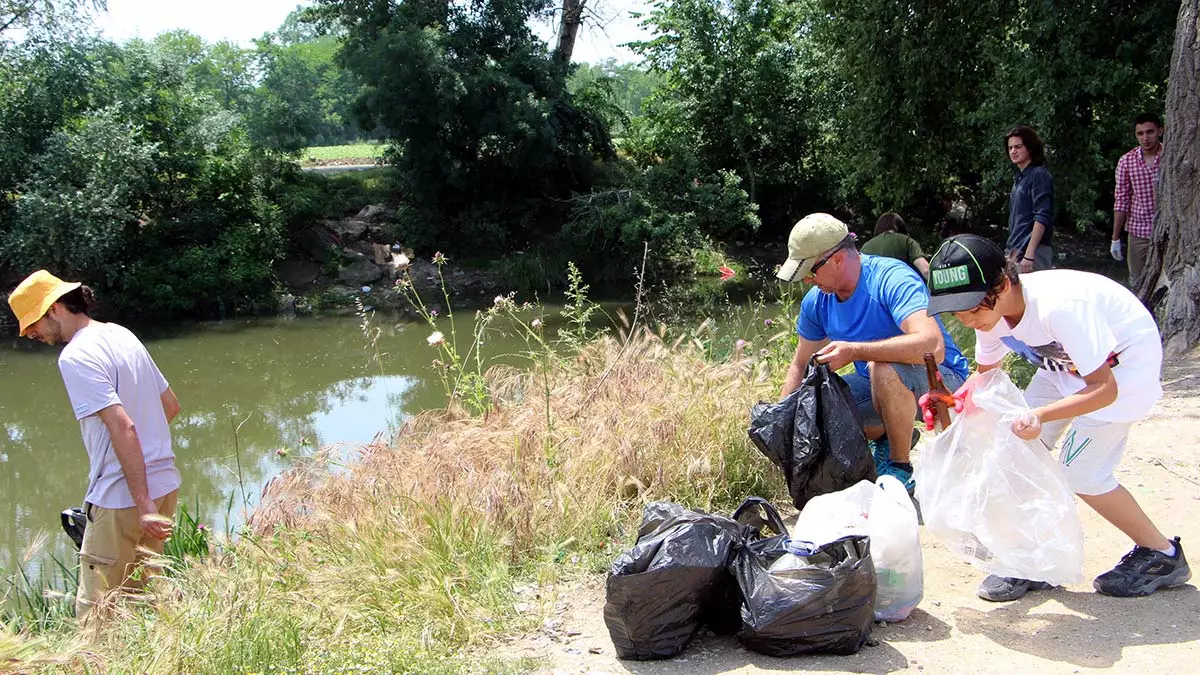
[394,277,411,289]
[427,331,445,347]
[393,253,411,270]
[432,251,447,265]
[275,447,290,458]
[763,318,774,327]
[197,523,208,533]
[531,318,542,329]
[430,308,439,318]
[735,339,747,350]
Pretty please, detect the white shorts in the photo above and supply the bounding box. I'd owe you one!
[1024,371,1130,496]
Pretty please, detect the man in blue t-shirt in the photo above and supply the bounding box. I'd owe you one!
[776,213,970,489]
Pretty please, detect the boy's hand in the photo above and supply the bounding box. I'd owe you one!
[952,374,983,415]
[1011,411,1042,441]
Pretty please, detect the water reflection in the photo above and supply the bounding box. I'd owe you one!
[0,313,518,573]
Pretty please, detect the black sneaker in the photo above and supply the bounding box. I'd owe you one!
[977,575,1054,602]
[1093,536,1191,597]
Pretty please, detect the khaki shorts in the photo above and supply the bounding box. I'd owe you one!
[76,490,178,624]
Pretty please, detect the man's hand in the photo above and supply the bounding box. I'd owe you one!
[1110,239,1124,261]
[137,500,173,540]
[1011,411,1042,441]
[1019,257,1035,273]
[815,341,858,371]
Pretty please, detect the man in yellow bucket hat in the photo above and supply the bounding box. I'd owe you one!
[8,270,182,625]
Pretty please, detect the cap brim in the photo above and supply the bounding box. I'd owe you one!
[776,258,813,282]
[926,290,986,316]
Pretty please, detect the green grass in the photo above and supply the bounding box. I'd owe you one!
[301,142,386,163]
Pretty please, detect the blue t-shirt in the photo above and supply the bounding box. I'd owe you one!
[796,255,970,380]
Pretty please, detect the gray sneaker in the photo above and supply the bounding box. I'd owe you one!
[977,575,1054,602]
[1094,537,1191,597]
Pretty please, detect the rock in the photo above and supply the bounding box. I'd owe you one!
[277,260,322,288]
[298,225,339,262]
[341,247,367,262]
[327,219,370,240]
[356,204,391,222]
[338,259,383,285]
[348,240,376,258]
[278,293,297,315]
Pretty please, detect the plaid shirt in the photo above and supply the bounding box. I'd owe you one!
[1113,144,1162,238]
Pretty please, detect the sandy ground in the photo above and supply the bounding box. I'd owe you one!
[508,358,1200,675]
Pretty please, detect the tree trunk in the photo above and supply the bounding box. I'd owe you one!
[1137,0,1200,357]
[555,0,586,65]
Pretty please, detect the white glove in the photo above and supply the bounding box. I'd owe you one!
[1110,239,1124,261]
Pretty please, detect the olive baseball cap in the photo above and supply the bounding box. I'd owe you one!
[926,234,1007,315]
[776,213,851,282]
[7,270,80,336]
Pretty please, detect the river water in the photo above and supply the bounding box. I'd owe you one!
[0,311,542,574]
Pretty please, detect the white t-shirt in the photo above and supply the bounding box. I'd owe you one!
[974,270,1162,423]
[58,322,181,508]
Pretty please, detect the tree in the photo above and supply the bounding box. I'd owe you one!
[814,0,1174,227]
[0,0,100,34]
[555,0,585,65]
[315,0,613,249]
[633,0,831,234]
[1136,0,1199,356]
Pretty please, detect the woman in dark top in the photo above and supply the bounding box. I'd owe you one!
[1005,126,1054,272]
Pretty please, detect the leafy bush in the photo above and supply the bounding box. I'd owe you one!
[0,36,287,320]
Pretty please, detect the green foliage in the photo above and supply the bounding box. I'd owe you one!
[557,261,605,350]
[568,58,665,127]
[0,33,286,319]
[562,151,760,284]
[315,0,614,249]
[632,0,834,235]
[814,0,1174,228]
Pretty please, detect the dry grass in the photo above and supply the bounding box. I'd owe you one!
[8,330,785,673]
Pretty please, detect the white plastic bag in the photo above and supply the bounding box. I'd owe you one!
[789,476,923,621]
[868,476,923,621]
[914,370,1085,586]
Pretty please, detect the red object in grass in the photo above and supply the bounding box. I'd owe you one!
[719,265,736,281]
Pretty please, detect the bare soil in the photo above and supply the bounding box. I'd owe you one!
[507,358,1200,675]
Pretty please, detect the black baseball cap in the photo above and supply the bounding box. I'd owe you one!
[926,234,1008,315]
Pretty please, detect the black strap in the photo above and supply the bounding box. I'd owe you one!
[731,497,789,538]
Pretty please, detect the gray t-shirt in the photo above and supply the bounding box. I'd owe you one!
[58,322,180,508]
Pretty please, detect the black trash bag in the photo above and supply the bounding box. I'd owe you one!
[748,359,875,510]
[731,498,876,657]
[604,502,746,660]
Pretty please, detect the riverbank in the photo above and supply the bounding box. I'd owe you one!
[513,354,1200,674]
[5,315,1197,672]
[2,315,793,672]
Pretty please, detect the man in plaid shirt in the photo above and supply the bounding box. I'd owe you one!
[1111,113,1164,286]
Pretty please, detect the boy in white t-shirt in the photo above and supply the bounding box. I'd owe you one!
[8,270,182,624]
[922,235,1189,601]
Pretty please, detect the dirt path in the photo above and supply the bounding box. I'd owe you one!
[509,359,1200,674]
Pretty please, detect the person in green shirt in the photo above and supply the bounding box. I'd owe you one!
[861,212,930,279]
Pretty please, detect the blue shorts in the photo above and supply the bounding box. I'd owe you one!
[842,362,966,427]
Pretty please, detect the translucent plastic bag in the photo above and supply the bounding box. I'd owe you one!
[790,476,923,622]
[914,370,1085,586]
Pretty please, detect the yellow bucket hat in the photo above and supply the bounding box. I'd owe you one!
[7,270,81,337]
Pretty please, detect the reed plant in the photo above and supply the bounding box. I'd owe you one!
[3,256,800,672]
[6,312,789,673]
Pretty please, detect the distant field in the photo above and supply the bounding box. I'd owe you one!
[302,143,386,164]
